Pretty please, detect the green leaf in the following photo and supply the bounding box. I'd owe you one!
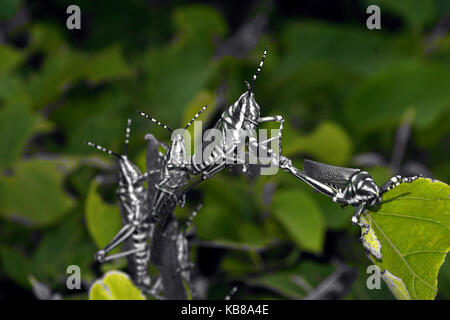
[89,270,146,300]
[28,49,85,109]
[141,4,226,125]
[0,246,31,288]
[278,21,406,78]
[365,178,450,300]
[0,102,37,169]
[28,44,131,109]
[0,0,22,21]
[283,121,353,165]
[85,178,122,250]
[381,269,411,300]
[182,90,216,129]
[437,255,450,298]
[0,159,76,227]
[271,189,325,253]
[173,4,227,42]
[196,176,271,247]
[346,61,450,132]
[249,261,335,299]
[28,23,66,54]
[0,45,23,75]
[181,90,217,154]
[84,45,132,84]
[315,192,354,230]
[366,0,436,31]
[32,213,97,283]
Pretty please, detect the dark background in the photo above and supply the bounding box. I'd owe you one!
[0,0,449,299]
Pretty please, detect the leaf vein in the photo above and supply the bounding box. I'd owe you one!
[372,212,449,231]
[367,216,436,294]
[403,250,447,258]
[386,197,448,202]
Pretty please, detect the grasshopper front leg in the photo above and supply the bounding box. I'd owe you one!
[351,202,370,237]
[380,175,421,194]
[257,115,285,154]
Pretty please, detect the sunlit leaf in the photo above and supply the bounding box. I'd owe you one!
[283,121,353,165]
[365,178,450,299]
[89,270,145,300]
[85,178,122,250]
[0,45,23,75]
[271,189,325,253]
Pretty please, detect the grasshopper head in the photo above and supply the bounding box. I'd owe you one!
[118,156,143,187]
[232,90,261,130]
[167,133,188,168]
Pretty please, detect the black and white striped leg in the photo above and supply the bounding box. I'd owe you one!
[98,247,143,263]
[257,115,285,155]
[198,144,239,179]
[95,223,137,262]
[351,202,370,237]
[137,170,160,184]
[200,162,227,180]
[142,277,164,300]
[380,175,421,194]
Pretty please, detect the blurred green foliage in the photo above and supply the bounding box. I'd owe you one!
[0,0,449,300]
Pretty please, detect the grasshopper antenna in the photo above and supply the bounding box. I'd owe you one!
[225,286,238,300]
[123,118,132,156]
[86,141,122,159]
[183,204,202,232]
[138,110,173,133]
[249,46,268,93]
[184,105,208,129]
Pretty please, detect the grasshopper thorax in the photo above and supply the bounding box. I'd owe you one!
[348,171,381,206]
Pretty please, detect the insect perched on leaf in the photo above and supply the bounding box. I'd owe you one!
[138,106,208,215]
[86,119,157,295]
[280,158,421,236]
[189,47,285,179]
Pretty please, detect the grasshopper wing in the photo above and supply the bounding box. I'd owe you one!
[303,159,360,188]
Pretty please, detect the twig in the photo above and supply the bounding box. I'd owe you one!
[302,264,357,300]
[191,239,282,253]
[425,13,450,54]
[389,111,413,174]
